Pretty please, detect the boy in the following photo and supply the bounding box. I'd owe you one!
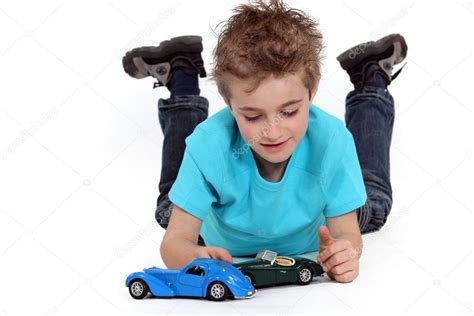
[122,0,407,283]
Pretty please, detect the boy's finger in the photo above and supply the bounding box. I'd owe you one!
[321,249,352,271]
[327,258,356,275]
[194,247,211,259]
[220,249,234,264]
[209,247,233,264]
[318,241,349,263]
[333,270,358,283]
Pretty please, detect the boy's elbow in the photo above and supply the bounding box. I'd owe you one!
[159,240,168,266]
[160,239,173,269]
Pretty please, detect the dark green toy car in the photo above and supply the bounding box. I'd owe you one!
[232,250,324,288]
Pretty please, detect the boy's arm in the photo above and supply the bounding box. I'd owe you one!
[316,211,363,283]
[160,204,233,269]
[160,204,203,269]
[326,211,362,257]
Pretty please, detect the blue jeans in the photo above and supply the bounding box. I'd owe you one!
[345,86,394,234]
[155,86,394,243]
[155,95,209,246]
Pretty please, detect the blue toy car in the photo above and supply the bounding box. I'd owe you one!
[126,258,256,301]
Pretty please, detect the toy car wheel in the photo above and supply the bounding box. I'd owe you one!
[206,281,229,301]
[243,272,256,286]
[129,279,149,299]
[296,266,313,285]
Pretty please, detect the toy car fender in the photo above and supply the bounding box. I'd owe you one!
[126,271,175,297]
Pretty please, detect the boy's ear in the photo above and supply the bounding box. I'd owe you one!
[308,76,321,103]
[217,86,232,110]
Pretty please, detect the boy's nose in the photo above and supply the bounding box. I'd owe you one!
[262,123,284,144]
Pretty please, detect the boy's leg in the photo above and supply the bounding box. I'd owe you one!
[123,36,208,245]
[346,85,394,233]
[337,34,407,234]
[156,93,208,246]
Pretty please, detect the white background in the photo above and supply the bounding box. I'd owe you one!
[0,0,472,315]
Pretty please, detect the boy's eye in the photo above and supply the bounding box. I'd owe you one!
[244,109,298,122]
[244,115,261,121]
[282,110,298,117]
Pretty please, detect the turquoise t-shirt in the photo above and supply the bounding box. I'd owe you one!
[168,104,367,256]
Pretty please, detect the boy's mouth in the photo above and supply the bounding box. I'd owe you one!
[261,139,289,152]
[261,140,286,146]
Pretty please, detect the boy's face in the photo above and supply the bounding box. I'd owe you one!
[225,72,318,165]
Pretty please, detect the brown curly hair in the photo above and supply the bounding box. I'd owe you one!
[211,0,324,101]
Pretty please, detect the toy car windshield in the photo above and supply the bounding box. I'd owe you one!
[256,250,277,264]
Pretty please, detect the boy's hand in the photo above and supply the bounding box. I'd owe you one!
[316,226,360,283]
[193,246,234,264]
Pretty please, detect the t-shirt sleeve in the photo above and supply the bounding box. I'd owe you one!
[323,124,367,218]
[168,128,221,221]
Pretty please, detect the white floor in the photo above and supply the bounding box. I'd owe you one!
[0,1,472,315]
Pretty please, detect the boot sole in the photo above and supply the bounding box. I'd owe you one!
[336,33,408,71]
[122,35,203,79]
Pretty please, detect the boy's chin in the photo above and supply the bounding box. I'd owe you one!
[260,153,291,164]
[253,146,293,164]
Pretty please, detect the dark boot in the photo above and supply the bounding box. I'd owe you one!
[337,33,407,89]
[122,35,207,88]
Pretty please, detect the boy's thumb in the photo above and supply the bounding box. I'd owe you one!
[318,225,334,246]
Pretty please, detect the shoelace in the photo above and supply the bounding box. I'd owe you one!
[391,62,407,81]
[153,56,204,89]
